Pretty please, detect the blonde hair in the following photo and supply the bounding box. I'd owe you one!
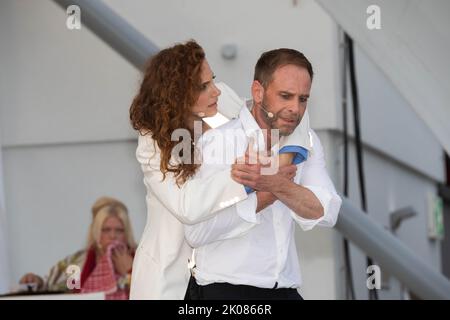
[87,203,137,251]
[91,196,128,218]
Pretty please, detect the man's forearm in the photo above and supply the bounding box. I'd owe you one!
[271,178,324,219]
[256,191,277,213]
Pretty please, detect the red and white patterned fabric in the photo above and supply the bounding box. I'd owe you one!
[81,242,129,300]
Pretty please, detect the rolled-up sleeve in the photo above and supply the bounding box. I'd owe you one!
[290,130,342,231]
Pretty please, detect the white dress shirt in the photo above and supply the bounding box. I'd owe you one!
[184,106,342,289]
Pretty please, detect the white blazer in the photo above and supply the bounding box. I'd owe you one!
[130,82,311,299]
[129,133,248,299]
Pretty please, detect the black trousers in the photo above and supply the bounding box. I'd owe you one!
[184,276,303,300]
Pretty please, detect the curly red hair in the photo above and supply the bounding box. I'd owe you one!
[130,40,204,186]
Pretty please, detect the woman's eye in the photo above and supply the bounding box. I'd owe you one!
[200,76,216,91]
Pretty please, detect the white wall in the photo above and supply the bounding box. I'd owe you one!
[351,44,444,182]
[0,0,140,147]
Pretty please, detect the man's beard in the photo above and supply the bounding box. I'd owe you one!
[275,120,299,136]
[261,98,301,136]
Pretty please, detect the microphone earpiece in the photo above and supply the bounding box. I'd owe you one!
[259,104,274,119]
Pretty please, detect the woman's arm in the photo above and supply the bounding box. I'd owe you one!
[137,135,248,225]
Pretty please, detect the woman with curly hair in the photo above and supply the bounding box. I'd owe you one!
[129,40,300,299]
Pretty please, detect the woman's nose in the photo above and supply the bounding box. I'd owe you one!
[212,83,221,97]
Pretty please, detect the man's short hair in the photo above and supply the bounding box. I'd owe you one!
[254,48,314,88]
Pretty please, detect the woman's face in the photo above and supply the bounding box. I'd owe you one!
[191,59,221,118]
[99,215,126,250]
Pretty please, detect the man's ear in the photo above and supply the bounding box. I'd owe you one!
[251,80,264,104]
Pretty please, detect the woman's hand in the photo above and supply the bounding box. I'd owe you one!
[19,273,44,290]
[111,246,133,276]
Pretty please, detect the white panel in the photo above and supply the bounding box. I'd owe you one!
[295,227,338,299]
[352,45,444,182]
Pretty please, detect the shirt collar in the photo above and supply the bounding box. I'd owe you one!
[239,100,267,152]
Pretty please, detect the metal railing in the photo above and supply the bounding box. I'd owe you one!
[53,0,158,70]
[337,198,450,299]
[52,0,450,300]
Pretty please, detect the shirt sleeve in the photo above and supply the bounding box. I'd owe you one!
[184,193,260,248]
[290,130,342,231]
[279,145,308,165]
[136,134,248,225]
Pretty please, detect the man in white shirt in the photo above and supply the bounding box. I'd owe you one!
[184,48,342,300]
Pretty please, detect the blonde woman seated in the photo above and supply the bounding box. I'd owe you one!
[19,197,136,299]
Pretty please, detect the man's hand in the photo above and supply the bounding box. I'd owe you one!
[278,165,297,181]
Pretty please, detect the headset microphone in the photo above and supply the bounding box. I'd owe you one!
[259,104,274,119]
